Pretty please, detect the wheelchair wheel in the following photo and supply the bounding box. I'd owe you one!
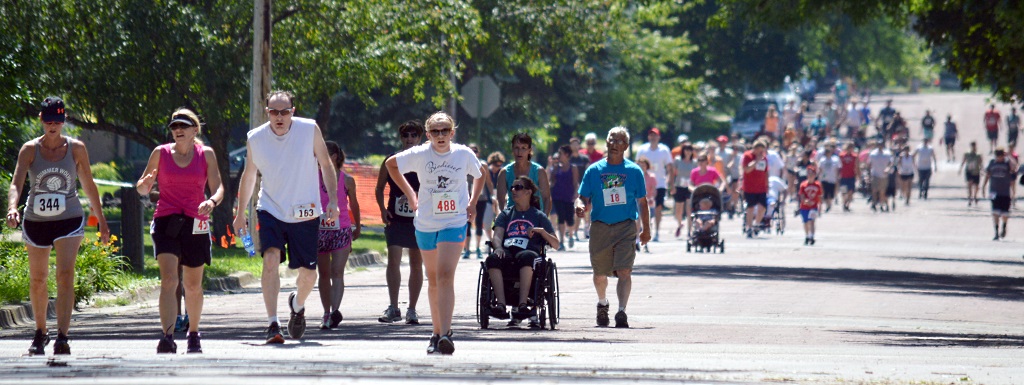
[476,263,490,329]
[719,240,725,253]
[546,261,559,330]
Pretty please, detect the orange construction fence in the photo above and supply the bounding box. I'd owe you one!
[344,164,388,226]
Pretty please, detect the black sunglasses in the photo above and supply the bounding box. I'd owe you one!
[510,184,527,191]
[401,132,420,138]
[427,128,452,137]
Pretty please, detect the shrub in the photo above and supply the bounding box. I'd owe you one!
[90,161,123,181]
[75,234,127,305]
[0,242,33,305]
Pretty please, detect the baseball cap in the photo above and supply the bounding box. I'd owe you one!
[716,135,729,143]
[806,164,818,172]
[40,97,65,123]
[677,134,688,143]
[648,127,661,135]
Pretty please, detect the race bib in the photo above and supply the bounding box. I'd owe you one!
[319,214,340,230]
[33,193,66,217]
[292,203,318,220]
[677,177,690,188]
[503,237,528,249]
[192,218,211,235]
[808,209,818,220]
[756,160,767,171]
[603,186,626,206]
[432,192,460,215]
[395,195,415,217]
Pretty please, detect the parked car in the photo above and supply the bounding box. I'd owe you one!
[228,147,246,178]
[730,98,779,140]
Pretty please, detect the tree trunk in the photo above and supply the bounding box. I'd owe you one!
[316,93,332,132]
[207,124,236,249]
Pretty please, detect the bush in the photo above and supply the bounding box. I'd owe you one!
[75,234,127,305]
[0,242,33,305]
[90,161,123,181]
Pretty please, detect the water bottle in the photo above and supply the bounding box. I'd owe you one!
[241,234,256,257]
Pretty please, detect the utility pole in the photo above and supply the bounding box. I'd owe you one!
[248,0,271,250]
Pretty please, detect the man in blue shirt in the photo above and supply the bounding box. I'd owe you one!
[575,127,651,328]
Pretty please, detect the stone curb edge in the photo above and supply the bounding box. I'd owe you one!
[0,251,383,330]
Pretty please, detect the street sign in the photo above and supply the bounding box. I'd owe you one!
[460,75,500,119]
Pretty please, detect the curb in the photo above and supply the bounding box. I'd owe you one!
[0,252,384,329]
[0,300,56,330]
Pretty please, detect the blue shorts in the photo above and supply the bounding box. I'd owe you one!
[839,177,856,192]
[257,210,320,270]
[799,209,818,223]
[415,223,468,251]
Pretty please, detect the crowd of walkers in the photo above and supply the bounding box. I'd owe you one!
[6,93,1019,357]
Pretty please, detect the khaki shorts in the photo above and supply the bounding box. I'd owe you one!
[871,176,888,196]
[589,220,637,276]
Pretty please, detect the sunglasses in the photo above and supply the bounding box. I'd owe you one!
[427,128,452,137]
[266,107,293,116]
[510,184,527,191]
[401,132,420,138]
[169,124,192,131]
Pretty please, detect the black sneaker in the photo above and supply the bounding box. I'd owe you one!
[436,334,455,355]
[329,310,343,329]
[426,334,440,354]
[528,317,541,329]
[265,322,285,344]
[596,303,610,327]
[28,329,49,355]
[287,292,306,340]
[53,333,70,355]
[614,310,629,328]
[809,238,816,245]
[186,332,202,354]
[1001,227,1007,239]
[490,303,510,319]
[157,334,177,354]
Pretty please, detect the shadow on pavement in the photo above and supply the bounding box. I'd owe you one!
[880,255,1024,267]
[577,264,1024,301]
[838,329,1024,347]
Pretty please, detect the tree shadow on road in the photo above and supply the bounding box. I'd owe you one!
[880,255,1024,267]
[566,264,1024,301]
[837,329,1024,347]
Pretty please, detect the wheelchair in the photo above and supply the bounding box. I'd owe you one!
[475,242,559,330]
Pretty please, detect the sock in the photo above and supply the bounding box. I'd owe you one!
[291,293,304,313]
[598,298,609,306]
[269,316,279,325]
[618,306,626,312]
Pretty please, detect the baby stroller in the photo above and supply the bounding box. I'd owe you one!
[686,185,725,253]
[759,196,785,235]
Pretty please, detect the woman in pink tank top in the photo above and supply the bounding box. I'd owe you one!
[136,108,224,354]
[315,141,361,329]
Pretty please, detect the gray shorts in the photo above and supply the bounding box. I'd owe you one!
[588,219,637,277]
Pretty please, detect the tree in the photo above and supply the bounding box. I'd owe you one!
[714,0,1024,101]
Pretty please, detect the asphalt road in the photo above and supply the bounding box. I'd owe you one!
[1,92,1022,385]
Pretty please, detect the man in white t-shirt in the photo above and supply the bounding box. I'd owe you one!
[867,141,893,211]
[766,145,785,179]
[635,127,673,242]
[913,138,938,199]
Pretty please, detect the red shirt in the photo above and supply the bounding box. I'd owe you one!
[839,151,858,179]
[799,180,822,210]
[985,110,1001,132]
[741,150,768,193]
[581,148,604,164]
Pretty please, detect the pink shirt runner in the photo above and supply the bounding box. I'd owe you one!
[319,169,352,228]
[690,167,721,187]
[154,143,209,220]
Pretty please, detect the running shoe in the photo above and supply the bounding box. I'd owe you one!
[28,329,49,355]
[174,315,189,333]
[287,292,306,340]
[378,305,402,323]
[614,310,629,328]
[476,249,482,259]
[810,238,816,245]
[426,334,440,354]
[993,234,1000,241]
[643,244,649,253]
[675,226,682,238]
[568,233,574,248]
[265,322,285,344]
[462,249,470,259]
[405,308,419,325]
[329,310,343,329]
[436,334,455,355]
[557,244,566,251]
[596,303,610,327]
[157,334,177,354]
[653,235,659,242]
[186,332,202,354]
[53,333,70,355]
[319,314,330,330]
[1001,227,1007,239]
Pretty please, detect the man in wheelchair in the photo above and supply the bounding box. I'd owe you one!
[487,176,559,324]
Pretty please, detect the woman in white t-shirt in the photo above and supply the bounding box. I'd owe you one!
[385,112,485,355]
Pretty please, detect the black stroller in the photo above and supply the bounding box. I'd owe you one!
[686,184,725,253]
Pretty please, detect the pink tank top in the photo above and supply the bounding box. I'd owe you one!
[319,169,351,228]
[154,143,209,220]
